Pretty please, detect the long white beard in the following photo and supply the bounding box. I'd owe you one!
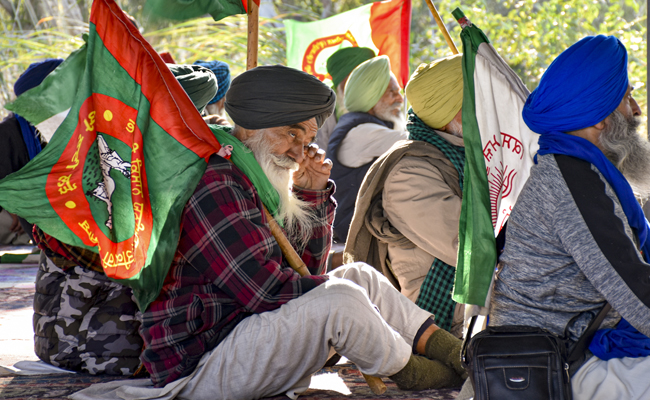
[600,110,650,201]
[243,132,317,250]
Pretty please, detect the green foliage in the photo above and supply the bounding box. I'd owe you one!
[0,0,646,127]
[408,0,646,127]
[142,15,286,76]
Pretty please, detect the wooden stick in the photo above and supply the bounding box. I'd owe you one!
[262,207,387,395]
[246,0,259,70]
[424,0,459,54]
[264,208,311,277]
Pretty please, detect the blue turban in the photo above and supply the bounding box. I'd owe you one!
[13,58,64,160]
[14,58,63,97]
[523,35,629,134]
[194,60,231,104]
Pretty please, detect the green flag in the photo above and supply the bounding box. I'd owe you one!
[453,8,539,307]
[285,0,412,88]
[144,0,260,22]
[1,0,223,311]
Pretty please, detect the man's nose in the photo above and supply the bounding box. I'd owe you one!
[631,97,642,117]
[288,142,304,163]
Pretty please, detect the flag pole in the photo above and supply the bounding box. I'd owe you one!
[246,0,259,69]
[424,0,459,54]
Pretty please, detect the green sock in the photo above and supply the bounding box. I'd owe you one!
[424,328,468,380]
[389,354,464,391]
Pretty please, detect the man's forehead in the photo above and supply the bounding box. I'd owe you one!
[290,118,318,135]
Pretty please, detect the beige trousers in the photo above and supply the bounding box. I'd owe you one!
[177,262,432,400]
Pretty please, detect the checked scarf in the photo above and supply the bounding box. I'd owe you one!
[407,109,465,331]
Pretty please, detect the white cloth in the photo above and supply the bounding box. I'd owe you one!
[572,355,650,400]
[71,263,432,400]
[338,123,408,168]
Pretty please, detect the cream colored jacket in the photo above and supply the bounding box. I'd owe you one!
[384,130,464,302]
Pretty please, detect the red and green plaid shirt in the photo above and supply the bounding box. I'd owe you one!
[140,154,335,386]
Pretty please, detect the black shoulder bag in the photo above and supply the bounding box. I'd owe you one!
[461,304,611,400]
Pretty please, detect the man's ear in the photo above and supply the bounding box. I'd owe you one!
[593,116,608,131]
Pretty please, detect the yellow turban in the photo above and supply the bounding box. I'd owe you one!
[344,55,391,113]
[405,54,463,129]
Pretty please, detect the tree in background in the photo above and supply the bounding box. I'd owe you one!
[1,0,646,128]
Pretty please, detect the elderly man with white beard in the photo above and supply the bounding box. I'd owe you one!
[486,35,650,400]
[132,65,468,400]
[328,55,408,243]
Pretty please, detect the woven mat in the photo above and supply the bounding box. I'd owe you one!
[0,364,460,400]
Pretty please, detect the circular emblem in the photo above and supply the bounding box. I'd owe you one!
[302,30,359,81]
[45,93,153,279]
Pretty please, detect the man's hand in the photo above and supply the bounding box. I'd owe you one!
[203,115,230,126]
[9,213,25,235]
[292,144,332,190]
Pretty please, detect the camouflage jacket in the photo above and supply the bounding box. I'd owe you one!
[33,250,144,375]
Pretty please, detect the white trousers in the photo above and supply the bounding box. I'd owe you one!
[179,262,432,400]
[572,355,650,400]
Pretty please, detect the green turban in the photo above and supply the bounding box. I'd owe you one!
[326,47,376,89]
[405,54,463,129]
[167,63,218,113]
[344,55,391,113]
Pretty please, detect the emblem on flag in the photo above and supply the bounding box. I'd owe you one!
[286,0,412,87]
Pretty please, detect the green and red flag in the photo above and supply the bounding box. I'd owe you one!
[452,8,539,307]
[285,0,412,88]
[1,0,222,310]
[144,0,260,22]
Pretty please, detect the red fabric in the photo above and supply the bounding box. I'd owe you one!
[91,0,221,159]
[241,0,260,13]
[158,52,175,64]
[370,0,412,88]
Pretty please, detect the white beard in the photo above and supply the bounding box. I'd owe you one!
[243,132,317,250]
[374,104,406,131]
[600,110,650,201]
[445,118,463,138]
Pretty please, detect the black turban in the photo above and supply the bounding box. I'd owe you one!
[225,65,336,130]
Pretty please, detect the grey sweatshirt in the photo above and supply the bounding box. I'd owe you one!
[491,154,650,342]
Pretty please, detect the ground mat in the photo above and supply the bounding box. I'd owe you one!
[0,363,460,400]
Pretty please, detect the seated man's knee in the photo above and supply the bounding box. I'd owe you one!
[329,261,388,287]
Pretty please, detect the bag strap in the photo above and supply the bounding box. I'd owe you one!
[567,302,611,363]
[461,303,611,366]
[461,315,478,366]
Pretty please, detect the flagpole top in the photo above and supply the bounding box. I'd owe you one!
[452,8,472,29]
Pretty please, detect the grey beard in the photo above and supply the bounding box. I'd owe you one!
[242,132,317,251]
[600,110,650,200]
[446,118,463,138]
[375,105,406,131]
